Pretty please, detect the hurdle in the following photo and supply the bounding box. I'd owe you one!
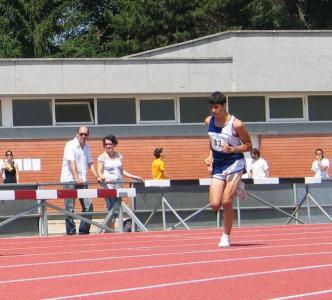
[133,177,330,231]
[1,178,331,235]
[143,180,191,231]
[286,177,332,224]
[0,185,147,236]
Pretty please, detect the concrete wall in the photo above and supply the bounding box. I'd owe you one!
[130,31,332,93]
[1,31,331,96]
[0,58,232,96]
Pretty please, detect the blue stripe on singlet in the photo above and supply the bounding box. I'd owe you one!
[208,115,244,166]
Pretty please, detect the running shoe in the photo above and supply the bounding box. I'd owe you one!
[218,233,231,247]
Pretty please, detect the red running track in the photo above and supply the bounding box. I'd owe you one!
[0,224,332,299]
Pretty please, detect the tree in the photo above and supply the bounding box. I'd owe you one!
[0,0,67,57]
[0,0,331,58]
[56,0,120,57]
[299,0,332,29]
[101,0,217,56]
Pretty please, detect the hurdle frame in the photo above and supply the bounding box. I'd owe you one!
[0,178,331,236]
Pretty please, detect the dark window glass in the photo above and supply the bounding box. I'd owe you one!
[308,95,332,121]
[228,96,265,122]
[13,100,52,126]
[140,99,175,121]
[269,97,303,119]
[180,97,209,123]
[97,98,136,124]
[55,99,94,123]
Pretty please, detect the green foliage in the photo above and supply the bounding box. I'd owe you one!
[0,0,330,58]
[0,0,67,57]
[300,0,332,29]
[101,0,209,56]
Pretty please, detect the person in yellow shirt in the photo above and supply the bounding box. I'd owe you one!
[151,148,167,179]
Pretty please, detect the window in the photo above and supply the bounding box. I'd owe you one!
[13,99,52,126]
[268,97,304,120]
[228,96,265,122]
[308,95,332,121]
[179,97,209,123]
[139,99,175,122]
[55,99,94,124]
[97,98,136,124]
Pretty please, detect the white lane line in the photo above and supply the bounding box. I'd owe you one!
[270,288,332,299]
[1,235,332,261]
[1,241,332,269]
[0,236,215,251]
[1,250,332,285]
[1,223,331,242]
[1,224,332,246]
[2,230,332,252]
[43,264,332,300]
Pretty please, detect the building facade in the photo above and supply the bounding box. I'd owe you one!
[1,30,332,210]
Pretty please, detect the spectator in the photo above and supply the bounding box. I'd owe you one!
[248,148,269,178]
[311,148,329,178]
[97,135,142,229]
[151,148,167,179]
[1,150,20,183]
[60,126,100,235]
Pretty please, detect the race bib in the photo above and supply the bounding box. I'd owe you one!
[209,132,230,152]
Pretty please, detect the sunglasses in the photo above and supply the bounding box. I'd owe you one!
[6,153,13,156]
[79,133,88,137]
[104,143,114,146]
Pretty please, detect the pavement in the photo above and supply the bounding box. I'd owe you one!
[47,219,119,236]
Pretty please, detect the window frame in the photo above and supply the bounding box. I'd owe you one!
[137,97,177,124]
[307,94,332,122]
[12,98,53,127]
[266,95,306,122]
[178,96,210,124]
[227,94,267,123]
[96,97,137,125]
[0,99,2,127]
[54,100,94,125]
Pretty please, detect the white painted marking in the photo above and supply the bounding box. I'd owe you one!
[199,178,211,186]
[253,177,279,184]
[1,250,332,285]
[43,264,332,300]
[1,223,331,244]
[144,179,170,187]
[0,190,15,201]
[1,245,332,272]
[270,288,332,299]
[77,189,97,199]
[36,190,58,199]
[1,230,332,254]
[304,177,321,184]
[116,188,136,197]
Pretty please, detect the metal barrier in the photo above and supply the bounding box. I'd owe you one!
[132,178,332,230]
[0,178,331,236]
[0,181,144,236]
[0,183,39,236]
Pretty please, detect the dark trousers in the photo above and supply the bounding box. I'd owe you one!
[64,184,93,235]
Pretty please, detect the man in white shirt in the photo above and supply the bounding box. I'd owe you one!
[248,148,269,178]
[311,148,329,179]
[60,126,99,235]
